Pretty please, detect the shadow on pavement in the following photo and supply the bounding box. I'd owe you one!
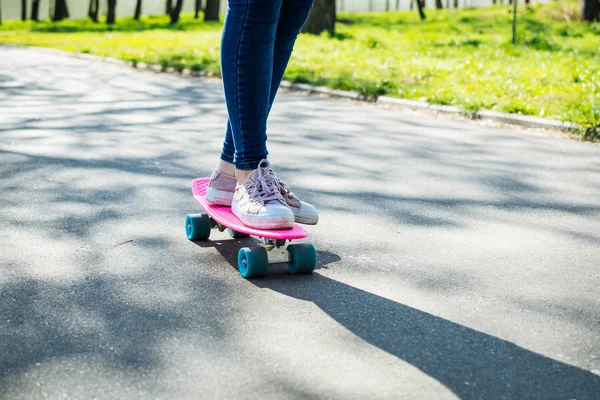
[194,237,600,399]
[2,47,600,397]
[254,273,600,400]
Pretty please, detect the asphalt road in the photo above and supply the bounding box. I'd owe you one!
[1,46,599,400]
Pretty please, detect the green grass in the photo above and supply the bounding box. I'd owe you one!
[1,2,599,139]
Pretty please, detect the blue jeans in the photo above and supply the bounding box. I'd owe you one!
[220,0,314,170]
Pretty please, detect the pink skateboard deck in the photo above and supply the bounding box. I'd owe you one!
[191,178,308,240]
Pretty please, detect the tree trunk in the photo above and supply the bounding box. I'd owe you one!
[21,0,26,20]
[512,0,517,44]
[396,0,401,9]
[416,0,427,19]
[166,0,172,15]
[454,0,458,8]
[134,0,142,19]
[205,0,219,21]
[582,0,600,22]
[436,0,443,8]
[89,0,100,22]
[302,0,335,36]
[53,0,69,21]
[386,0,390,11]
[170,0,184,23]
[107,0,117,24]
[31,0,40,20]
[194,0,201,18]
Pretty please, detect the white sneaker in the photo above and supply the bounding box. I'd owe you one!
[205,169,236,206]
[274,175,319,225]
[231,160,295,230]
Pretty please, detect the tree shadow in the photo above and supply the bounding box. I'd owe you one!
[2,45,600,397]
[0,272,232,383]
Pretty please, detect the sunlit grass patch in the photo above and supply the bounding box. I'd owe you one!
[1,2,598,138]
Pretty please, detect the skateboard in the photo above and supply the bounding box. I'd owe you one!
[185,178,317,278]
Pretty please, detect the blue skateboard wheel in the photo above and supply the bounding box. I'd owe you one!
[238,247,269,278]
[185,214,211,241]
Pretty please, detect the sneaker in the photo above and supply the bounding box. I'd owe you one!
[274,176,319,225]
[231,160,295,230]
[206,169,236,206]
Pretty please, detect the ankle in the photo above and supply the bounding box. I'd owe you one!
[235,169,253,185]
[218,160,235,176]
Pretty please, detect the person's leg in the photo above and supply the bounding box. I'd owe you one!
[268,0,314,112]
[220,0,282,175]
[210,0,282,204]
[211,0,318,225]
[266,0,319,225]
[220,0,313,172]
[214,0,294,229]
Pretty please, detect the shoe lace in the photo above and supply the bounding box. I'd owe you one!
[247,167,284,205]
[273,173,295,199]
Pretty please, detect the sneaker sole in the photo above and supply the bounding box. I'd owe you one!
[232,202,294,230]
[206,187,234,206]
[291,209,319,225]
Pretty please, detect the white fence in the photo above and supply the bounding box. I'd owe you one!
[1,0,539,21]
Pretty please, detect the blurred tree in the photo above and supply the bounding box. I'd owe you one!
[53,0,69,21]
[107,0,117,24]
[21,0,26,20]
[0,0,2,25]
[512,0,517,44]
[582,0,600,21]
[302,0,336,35]
[436,0,443,8]
[205,0,219,21]
[134,0,142,19]
[31,0,40,21]
[194,0,201,18]
[170,0,184,23]
[166,0,172,15]
[88,0,99,22]
[416,0,426,19]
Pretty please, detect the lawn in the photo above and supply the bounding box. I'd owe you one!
[1,2,599,137]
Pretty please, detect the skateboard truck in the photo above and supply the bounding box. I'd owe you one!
[263,238,287,251]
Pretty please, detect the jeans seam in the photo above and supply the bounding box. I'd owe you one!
[234,0,250,166]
